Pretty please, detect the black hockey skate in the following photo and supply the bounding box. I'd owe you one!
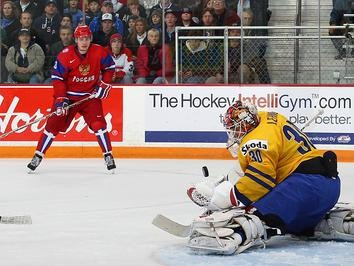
[27,153,43,172]
[104,153,116,172]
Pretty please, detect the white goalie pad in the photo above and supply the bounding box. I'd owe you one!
[313,202,354,242]
[188,208,267,255]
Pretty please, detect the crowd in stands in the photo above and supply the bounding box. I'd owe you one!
[0,0,273,84]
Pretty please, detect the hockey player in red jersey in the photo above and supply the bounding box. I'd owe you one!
[27,25,117,173]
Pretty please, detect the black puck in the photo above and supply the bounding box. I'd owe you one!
[202,166,209,177]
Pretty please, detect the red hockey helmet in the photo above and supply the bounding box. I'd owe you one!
[74,25,92,39]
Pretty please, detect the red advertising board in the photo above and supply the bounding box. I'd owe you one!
[0,87,123,141]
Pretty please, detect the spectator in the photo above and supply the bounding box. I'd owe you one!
[329,0,354,59]
[5,28,45,84]
[126,14,138,35]
[43,25,74,83]
[212,0,240,35]
[33,0,61,53]
[92,13,117,46]
[9,11,46,53]
[14,0,41,21]
[148,8,162,31]
[179,30,221,83]
[241,8,267,58]
[63,0,84,28]
[135,28,172,84]
[61,13,73,28]
[85,0,100,26]
[1,1,21,48]
[178,7,199,29]
[1,28,9,82]
[107,33,134,84]
[164,9,177,45]
[207,27,270,84]
[148,0,179,23]
[89,0,124,36]
[200,7,217,38]
[235,0,271,36]
[117,0,147,25]
[125,17,148,57]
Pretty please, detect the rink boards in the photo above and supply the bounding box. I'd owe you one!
[0,85,353,161]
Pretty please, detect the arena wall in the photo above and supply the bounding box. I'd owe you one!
[0,85,353,161]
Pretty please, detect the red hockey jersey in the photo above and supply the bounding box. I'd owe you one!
[51,44,115,100]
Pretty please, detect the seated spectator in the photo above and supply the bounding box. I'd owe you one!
[89,0,124,36]
[1,1,21,47]
[126,14,139,36]
[329,0,354,59]
[61,13,73,28]
[135,28,172,84]
[125,17,148,57]
[1,28,9,82]
[148,9,162,32]
[14,0,41,21]
[9,11,46,53]
[85,0,100,26]
[179,30,222,83]
[178,7,199,31]
[164,9,177,45]
[63,0,84,28]
[43,25,73,83]
[93,13,117,46]
[200,7,217,38]
[212,0,240,35]
[117,0,147,25]
[107,33,134,84]
[5,28,45,84]
[148,0,179,23]
[33,0,61,53]
[207,27,270,84]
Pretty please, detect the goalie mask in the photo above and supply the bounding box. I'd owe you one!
[223,101,259,157]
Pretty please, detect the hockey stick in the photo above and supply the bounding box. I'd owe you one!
[301,109,324,131]
[0,215,32,224]
[152,214,192,237]
[0,94,95,140]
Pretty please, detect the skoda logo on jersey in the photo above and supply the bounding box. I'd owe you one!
[72,75,95,82]
[241,140,268,156]
[79,64,90,75]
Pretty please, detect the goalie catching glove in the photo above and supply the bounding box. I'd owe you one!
[94,80,112,99]
[187,167,243,210]
[55,97,69,116]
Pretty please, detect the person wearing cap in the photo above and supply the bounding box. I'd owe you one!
[33,0,61,53]
[63,0,84,28]
[5,28,45,83]
[148,8,162,31]
[92,12,117,46]
[178,7,199,33]
[135,28,172,84]
[148,0,179,23]
[89,0,124,36]
[107,33,134,84]
[164,9,177,45]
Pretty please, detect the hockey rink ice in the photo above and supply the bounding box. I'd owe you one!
[0,158,354,266]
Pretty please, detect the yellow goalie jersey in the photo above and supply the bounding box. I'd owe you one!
[235,111,324,204]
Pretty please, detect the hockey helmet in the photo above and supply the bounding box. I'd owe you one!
[74,25,92,39]
[223,100,259,155]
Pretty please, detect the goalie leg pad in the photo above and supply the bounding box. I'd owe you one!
[314,203,354,241]
[188,210,266,255]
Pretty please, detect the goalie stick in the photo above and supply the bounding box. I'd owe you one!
[0,94,95,140]
[152,214,192,237]
[0,215,32,224]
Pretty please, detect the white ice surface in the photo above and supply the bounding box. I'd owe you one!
[0,159,353,266]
